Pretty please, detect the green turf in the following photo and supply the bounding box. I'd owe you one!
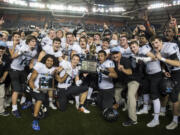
[0,104,179,135]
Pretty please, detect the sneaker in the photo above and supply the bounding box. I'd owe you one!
[49,102,57,110]
[22,101,32,110]
[166,121,178,130]
[122,103,127,111]
[79,106,90,114]
[20,98,26,105]
[122,119,137,126]
[147,119,159,127]
[68,100,74,104]
[32,120,40,131]
[0,111,10,116]
[12,110,21,118]
[136,109,148,115]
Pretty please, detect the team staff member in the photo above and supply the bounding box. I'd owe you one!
[122,41,146,126]
[111,47,132,111]
[0,41,10,116]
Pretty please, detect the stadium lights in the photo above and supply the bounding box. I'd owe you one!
[111,7,125,12]
[4,0,28,6]
[46,4,66,11]
[92,7,97,12]
[29,2,45,9]
[47,4,87,12]
[148,2,171,9]
[173,0,180,5]
[93,7,125,13]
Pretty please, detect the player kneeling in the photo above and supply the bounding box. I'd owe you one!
[55,54,89,113]
[29,55,61,131]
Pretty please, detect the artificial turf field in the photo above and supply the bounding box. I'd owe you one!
[0,104,179,135]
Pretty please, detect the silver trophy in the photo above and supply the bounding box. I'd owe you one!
[80,54,97,73]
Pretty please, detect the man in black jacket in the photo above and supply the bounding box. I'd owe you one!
[0,41,10,116]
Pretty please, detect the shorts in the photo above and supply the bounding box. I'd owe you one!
[170,70,180,103]
[10,69,27,93]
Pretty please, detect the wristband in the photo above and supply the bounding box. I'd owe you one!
[160,57,166,62]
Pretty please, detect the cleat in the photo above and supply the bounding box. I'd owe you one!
[79,106,90,114]
[166,121,178,130]
[147,119,159,127]
[32,120,40,131]
[122,119,137,127]
[12,110,21,118]
[21,101,32,110]
[0,111,9,116]
[49,102,57,110]
[136,109,148,115]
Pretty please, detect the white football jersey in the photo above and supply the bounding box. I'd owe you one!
[160,42,180,71]
[58,61,79,89]
[72,44,83,54]
[61,37,66,44]
[41,36,53,47]
[145,60,162,75]
[61,42,79,52]
[11,44,37,71]
[34,62,56,89]
[96,45,102,53]
[6,41,22,49]
[104,49,110,55]
[139,44,152,56]
[138,44,161,74]
[42,45,62,58]
[98,60,115,89]
[119,46,132,58]
[110,40,119,48]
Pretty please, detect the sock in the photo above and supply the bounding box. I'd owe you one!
[143,105,148,111]
[20,96,26,104]
[87,87,93,99]
[12,104,18,111]
[49,98,53,103]
[160,107,166,113]
[173,115,178,123]
[143,94,150,105]
[153,98,160,121]
[32,98,36,105]
[75,96,79,104]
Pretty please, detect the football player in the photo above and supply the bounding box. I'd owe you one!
[10,35,38,118]
[55,54,89,113]
[150,36,180,130]
[97,50,117,110]
[29,54,60,131]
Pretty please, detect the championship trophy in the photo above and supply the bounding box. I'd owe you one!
[80,54,97,73]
